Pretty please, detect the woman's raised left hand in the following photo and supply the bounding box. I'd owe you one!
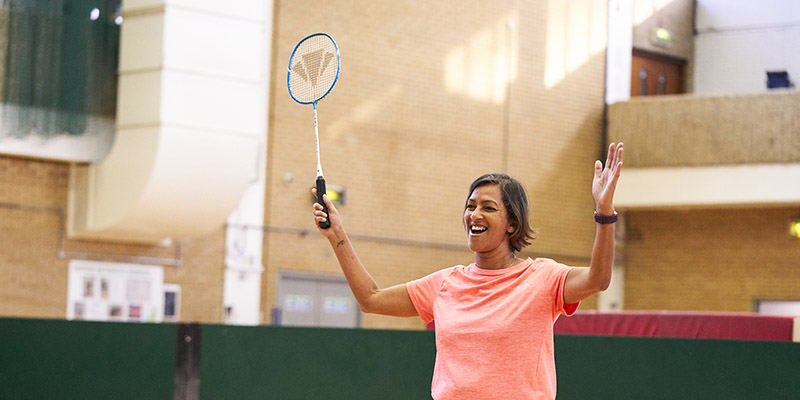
[592,142,623,215]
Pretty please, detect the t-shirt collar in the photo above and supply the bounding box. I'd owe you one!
[469,257,533,276]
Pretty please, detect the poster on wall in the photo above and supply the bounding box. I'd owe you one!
[66,260,164,323]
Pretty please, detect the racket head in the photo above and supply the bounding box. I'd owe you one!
[287,33,341,105]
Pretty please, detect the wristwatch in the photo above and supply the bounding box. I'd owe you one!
[594,211,618,224]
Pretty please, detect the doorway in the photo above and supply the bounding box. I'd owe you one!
[275,271,361,328]
[631,48,686,97]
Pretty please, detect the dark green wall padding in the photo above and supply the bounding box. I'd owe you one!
[199,325,436,400]
[555,335,800,399]
[0,318,177,400]
[2,318,799,399]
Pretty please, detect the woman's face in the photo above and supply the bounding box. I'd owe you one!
[464,184,513,254]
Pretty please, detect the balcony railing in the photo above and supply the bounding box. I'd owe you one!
[608,91,800,168]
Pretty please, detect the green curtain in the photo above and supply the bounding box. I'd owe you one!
[1,0,119,138]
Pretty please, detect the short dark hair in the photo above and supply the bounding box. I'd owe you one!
[466,173,536,252]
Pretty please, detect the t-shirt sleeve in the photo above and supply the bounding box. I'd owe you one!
[541,259,580,317]
[406,268,451,324]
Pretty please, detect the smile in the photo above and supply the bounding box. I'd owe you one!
[470,226,487,235]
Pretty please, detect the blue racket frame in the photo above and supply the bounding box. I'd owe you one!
[287,32,341,230]
[287,32,341,106]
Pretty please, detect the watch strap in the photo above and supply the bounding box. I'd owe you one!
[594,211,618,224]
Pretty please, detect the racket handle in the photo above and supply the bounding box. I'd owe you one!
[316,176,330,229]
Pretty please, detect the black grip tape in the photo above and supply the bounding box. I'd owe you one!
[316,176,330,229]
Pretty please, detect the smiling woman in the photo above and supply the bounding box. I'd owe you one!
[310,142,623,400]
[464,173,536,257]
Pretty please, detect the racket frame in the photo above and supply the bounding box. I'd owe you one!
[287,32,341,229]
[286,32,341,106]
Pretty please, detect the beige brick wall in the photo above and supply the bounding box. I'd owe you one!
[625,207,800,311]
[0,156,227,323]
[0,156,69,318]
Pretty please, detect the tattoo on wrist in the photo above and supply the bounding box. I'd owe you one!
[336,239,345,247]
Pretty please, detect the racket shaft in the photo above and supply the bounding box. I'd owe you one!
[316,176,330,229]
[314,104,323,176]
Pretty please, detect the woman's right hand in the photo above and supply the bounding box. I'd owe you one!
[312,188,342,238]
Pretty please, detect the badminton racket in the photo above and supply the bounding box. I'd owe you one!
[287,33,341,229]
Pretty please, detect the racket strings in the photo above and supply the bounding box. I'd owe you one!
[289,36,339,103]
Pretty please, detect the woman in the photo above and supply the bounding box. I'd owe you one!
[312,143,623,400]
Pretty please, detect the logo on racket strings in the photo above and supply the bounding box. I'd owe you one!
[291,49,336,88]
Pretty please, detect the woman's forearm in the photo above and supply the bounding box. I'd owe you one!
[326,229,382,311]
[588,221,614,291]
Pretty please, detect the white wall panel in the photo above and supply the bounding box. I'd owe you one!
[160,70,265,136]
[694,27,800,95]
[167,0,267,22]
[615,164,800,209]
[117,71,163,127]
[696,0,800,31]
[694,0,800,95]
[119,13,164,72]
[163,7,266,80]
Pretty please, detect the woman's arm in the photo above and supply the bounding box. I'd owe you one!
[313,190,418,317]
[564,142,623,304]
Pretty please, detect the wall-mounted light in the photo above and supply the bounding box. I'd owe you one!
[650,26,672,49]
[311,185,347,206]
[789,220,800,238]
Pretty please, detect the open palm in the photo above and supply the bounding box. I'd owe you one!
[592,142,623,214]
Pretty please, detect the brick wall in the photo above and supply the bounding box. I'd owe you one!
[624,207,800,311]
[0,156,227,323]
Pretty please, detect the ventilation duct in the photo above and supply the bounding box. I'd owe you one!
[68,1,267,243]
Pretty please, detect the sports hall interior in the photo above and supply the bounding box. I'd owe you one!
[2,0,798,329]
[0,1,799,398]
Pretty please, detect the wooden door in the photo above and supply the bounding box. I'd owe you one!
[631,48,686,97]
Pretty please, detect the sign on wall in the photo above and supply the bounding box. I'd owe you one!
[66,260,164,323]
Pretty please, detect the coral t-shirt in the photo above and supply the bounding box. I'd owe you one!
[406,257,579,400]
